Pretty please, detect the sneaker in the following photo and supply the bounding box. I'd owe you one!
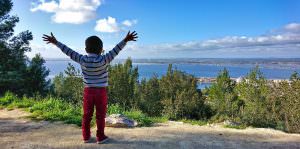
[97,135,109,144]
[83,138,92,143]
[83,131,92,143]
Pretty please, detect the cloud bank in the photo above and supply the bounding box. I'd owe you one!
[30,0,101,24]
[120,23,300,58]
[27,23,300,58]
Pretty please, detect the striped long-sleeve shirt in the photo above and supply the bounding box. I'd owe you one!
[56,40,126,87]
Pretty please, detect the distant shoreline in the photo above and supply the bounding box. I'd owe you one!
[45,58,300,61]
[45,58,300,70]
[197,77,289,83]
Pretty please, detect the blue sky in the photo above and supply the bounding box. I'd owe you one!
[12,0,300,58]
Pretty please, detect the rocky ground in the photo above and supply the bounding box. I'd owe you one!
[1,109,300,149]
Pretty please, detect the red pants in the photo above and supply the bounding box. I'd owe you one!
[82,87,107,140]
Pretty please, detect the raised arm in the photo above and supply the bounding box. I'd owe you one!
[42,32,83,64]
[103,31,138,64]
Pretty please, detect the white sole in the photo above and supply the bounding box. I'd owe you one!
[97,138,109,144]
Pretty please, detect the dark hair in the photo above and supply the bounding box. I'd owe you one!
[85,36,103,54]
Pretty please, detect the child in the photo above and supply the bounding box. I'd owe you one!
[42,31,138,144]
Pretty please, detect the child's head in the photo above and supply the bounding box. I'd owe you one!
[85,36,103,54]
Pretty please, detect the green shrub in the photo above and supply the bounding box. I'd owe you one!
[0,92,18,106]
[107,104,125,115]
[53,63,83,106]
[124,109,153,127]
[11,96,35,108]
[29,98,82,126]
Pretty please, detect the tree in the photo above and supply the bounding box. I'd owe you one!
[268,73,300,133]
[108,58,139,110]
[236,66,272,127]
[139,75,162,116]
[0,0,49,96]
[24,54,50,96]
[208,68,242,121]
[290,71,300,81]
[160,64,207,120]
[53,63,83,106]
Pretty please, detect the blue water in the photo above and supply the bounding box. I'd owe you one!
[45,59,300,89]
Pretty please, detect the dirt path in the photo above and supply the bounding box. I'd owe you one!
[1,109,300,149]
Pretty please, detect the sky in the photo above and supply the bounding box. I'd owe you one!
[11,0,300,59]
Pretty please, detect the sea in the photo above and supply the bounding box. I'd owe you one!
[45,58,300,89]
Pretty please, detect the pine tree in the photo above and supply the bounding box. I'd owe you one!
[25,54,50,96]
[53,63,83,105]
[208,68,242,121]
[236,66,271,127]
[0,0,50,96]
[108,58,139,110]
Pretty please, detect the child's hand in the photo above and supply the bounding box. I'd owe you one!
[124,31,138,42]
[42,32,58,45]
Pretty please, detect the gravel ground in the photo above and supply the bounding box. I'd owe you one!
[1,109,300,149]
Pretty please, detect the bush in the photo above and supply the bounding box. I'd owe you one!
[107,104,125,115]
[0,92,18,106]
[124,109,153,126]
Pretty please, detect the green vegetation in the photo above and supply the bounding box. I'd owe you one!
[207,68,300,133]
[159,64,210,120]
[180,119,207,126]
[108,58,139,110]
[207,68,242,121]
[224,124,247,129]
[0,0,50,96]
[0,92,163,127]
[53,63,83,106]
[1,57,300,132]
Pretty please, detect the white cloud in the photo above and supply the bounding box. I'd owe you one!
[30,0,101,24]
[122,19,138,27]
[30,0,58,13]
[94,16,120,33]
[94,17,138,33]
[284,23,300,32]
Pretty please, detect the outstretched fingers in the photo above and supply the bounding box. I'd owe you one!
[43,34,51,38]
[125,31,138,42]
[131,31,136,35]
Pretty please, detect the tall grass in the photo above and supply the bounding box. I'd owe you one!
[0,92,168,127]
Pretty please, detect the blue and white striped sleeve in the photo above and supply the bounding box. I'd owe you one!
[103,40,126,64]
[56,41,83,64]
